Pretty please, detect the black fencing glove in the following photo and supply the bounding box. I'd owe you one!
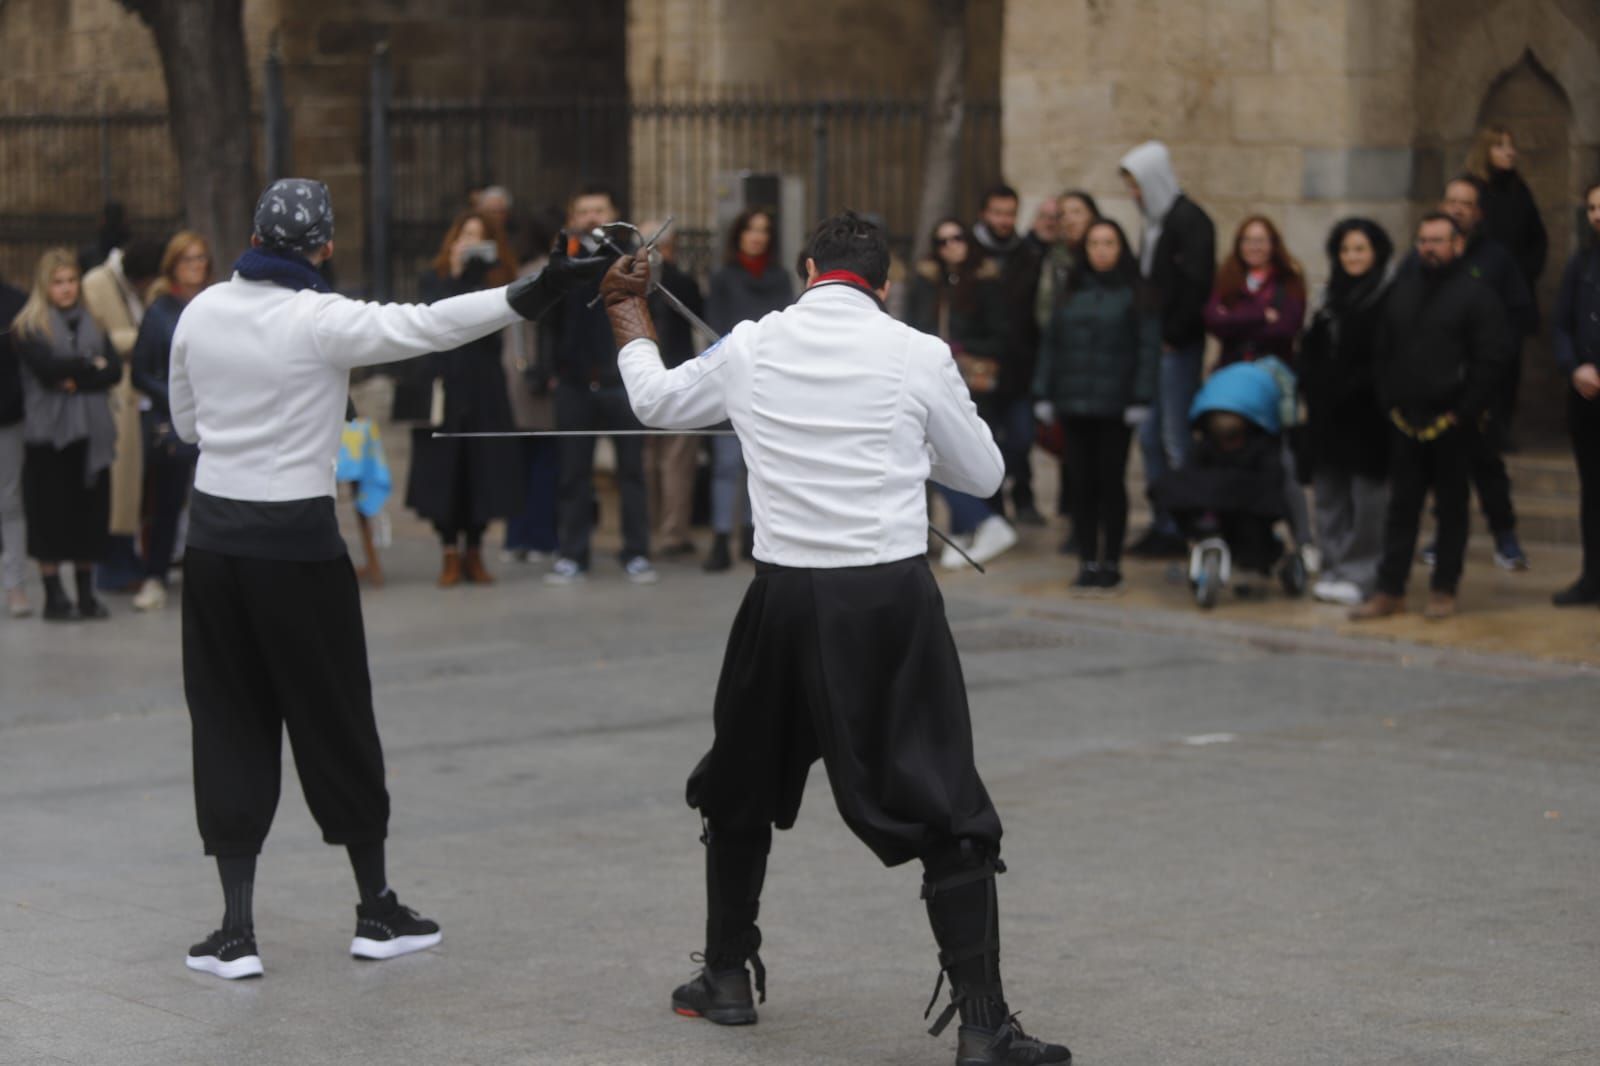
[505,249,613,321]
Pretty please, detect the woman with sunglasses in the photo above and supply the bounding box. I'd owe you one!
[906,218,1018,568]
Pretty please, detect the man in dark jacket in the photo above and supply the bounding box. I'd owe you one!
[1120,141,1216,557]
[1550,180,1600,607]
[972,184,1045,525]
[0,278,30,616]
[1437,175,1537,570]
[1352,213,1511,622]
[540,184,656,586]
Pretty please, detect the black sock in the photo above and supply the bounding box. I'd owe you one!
[217,854,256,932]
[42,574,66,600]
[74,567,96,604]
[348,841,388,903]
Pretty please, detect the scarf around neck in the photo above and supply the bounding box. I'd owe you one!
[22,306,117,484]
[233,246,332,293]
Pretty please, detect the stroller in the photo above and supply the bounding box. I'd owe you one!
[1147,362,1309,609]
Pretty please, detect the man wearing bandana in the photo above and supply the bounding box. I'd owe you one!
[169,179,605,980]
[601,212,1073,1066]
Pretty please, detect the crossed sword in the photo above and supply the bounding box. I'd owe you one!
[432,218,987,574]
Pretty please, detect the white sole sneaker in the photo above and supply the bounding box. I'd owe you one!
[350,930,443,960]
[185,952,263,980]
[968,517,1019,566]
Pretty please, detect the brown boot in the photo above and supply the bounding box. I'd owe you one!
[438,548,463,588]
[463,547,495,585]
[1349,591,1405,621]
[1423,591,1457,620]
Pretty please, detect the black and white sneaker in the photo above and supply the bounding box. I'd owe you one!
[185,927,263,980]
[350,891,442,960]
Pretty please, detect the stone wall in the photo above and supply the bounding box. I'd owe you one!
[1002,0,1600,433]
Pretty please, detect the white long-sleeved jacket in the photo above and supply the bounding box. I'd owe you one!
[618,282,1004,568]
[170,276,519,502]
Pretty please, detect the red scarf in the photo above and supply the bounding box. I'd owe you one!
[809,270,875,293]
[737,251,770,278]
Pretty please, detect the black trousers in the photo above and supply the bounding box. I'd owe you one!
[182,547,389,857]
[142,442,193,580]
[1572,390,1600,590]
[1467,413,1516,537]
[554,382,649,565]
[1377,427,1473,597]
[1061,415,1132,565]
[688,556,1002,866]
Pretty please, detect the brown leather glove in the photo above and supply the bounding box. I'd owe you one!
[600,254,657,349]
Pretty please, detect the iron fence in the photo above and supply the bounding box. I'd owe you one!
[0,112,183,283]
[372,85,1002,299]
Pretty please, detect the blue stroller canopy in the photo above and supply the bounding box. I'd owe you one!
[1188,362,1283,435]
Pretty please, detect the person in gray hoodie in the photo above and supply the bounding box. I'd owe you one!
[1120,141,1216,558]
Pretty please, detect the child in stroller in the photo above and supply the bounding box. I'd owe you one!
[1147,362,1309,608]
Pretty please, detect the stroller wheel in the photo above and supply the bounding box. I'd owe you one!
[1195,545,1224,610]
[1278,551,1308,597]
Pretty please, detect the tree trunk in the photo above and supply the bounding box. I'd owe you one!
[913,0,968,264]
[124,0,256,259]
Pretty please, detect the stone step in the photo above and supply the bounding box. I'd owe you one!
[1505,452,1580,499]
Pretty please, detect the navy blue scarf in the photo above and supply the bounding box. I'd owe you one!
[233,246,332,293]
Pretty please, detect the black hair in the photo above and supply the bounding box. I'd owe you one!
[1417,210,1463,238]
[122,237,166,283]
[1067,218,1141,292]
[725,206,777,264]
[1445,173,1487,206]
[1058,189,1101,217]
[979,183,1019,210]
[569,182,618,209]
[803,210,890,289]
[1324,218,1394,276]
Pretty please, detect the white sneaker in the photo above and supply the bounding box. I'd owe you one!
[1312,578,1363,606]
[938,535,975,571]
[968,516,1019,566]
[132,579,167,611]
[543,558,587,586]
[623,556,659,585]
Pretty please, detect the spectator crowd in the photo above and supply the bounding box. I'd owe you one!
[3,124,1598,623]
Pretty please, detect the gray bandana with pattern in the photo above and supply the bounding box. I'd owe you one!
[252,178,335,254]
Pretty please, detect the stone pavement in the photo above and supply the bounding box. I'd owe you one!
[1,515,1598,1065]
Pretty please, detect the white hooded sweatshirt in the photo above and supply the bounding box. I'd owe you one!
[1120,141,1183,277]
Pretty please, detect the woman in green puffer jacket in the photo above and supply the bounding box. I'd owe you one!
[1032,219,1160,592]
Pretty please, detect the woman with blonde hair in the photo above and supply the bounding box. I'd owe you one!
[13,248,122,620]
[129,230,213,610]
[1467,124,1548,294]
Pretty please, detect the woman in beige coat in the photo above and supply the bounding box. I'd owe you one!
[80,240,163,589]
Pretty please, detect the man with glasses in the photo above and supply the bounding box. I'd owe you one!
[1351,212,1510,622]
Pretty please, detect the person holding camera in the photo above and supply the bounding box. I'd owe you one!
[404,211,524,587]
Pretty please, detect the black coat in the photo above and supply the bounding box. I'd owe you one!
[404,265,523,528]
[1553,245,1600,375]
[130,293,184,420]
[650,260,706,368]
[973,225,1044,399]
[0,281,26,427]
[903,262,1009,365]
[1376,258,1510,422]
[1150,195,1217,350]
[706,261,793,335]
[1299,280,1391,478]
[545,272,619,388]
[1482,168,1548,289]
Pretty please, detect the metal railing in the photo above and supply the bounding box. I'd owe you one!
[0,112,182,283]
[369,77,1002,298]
